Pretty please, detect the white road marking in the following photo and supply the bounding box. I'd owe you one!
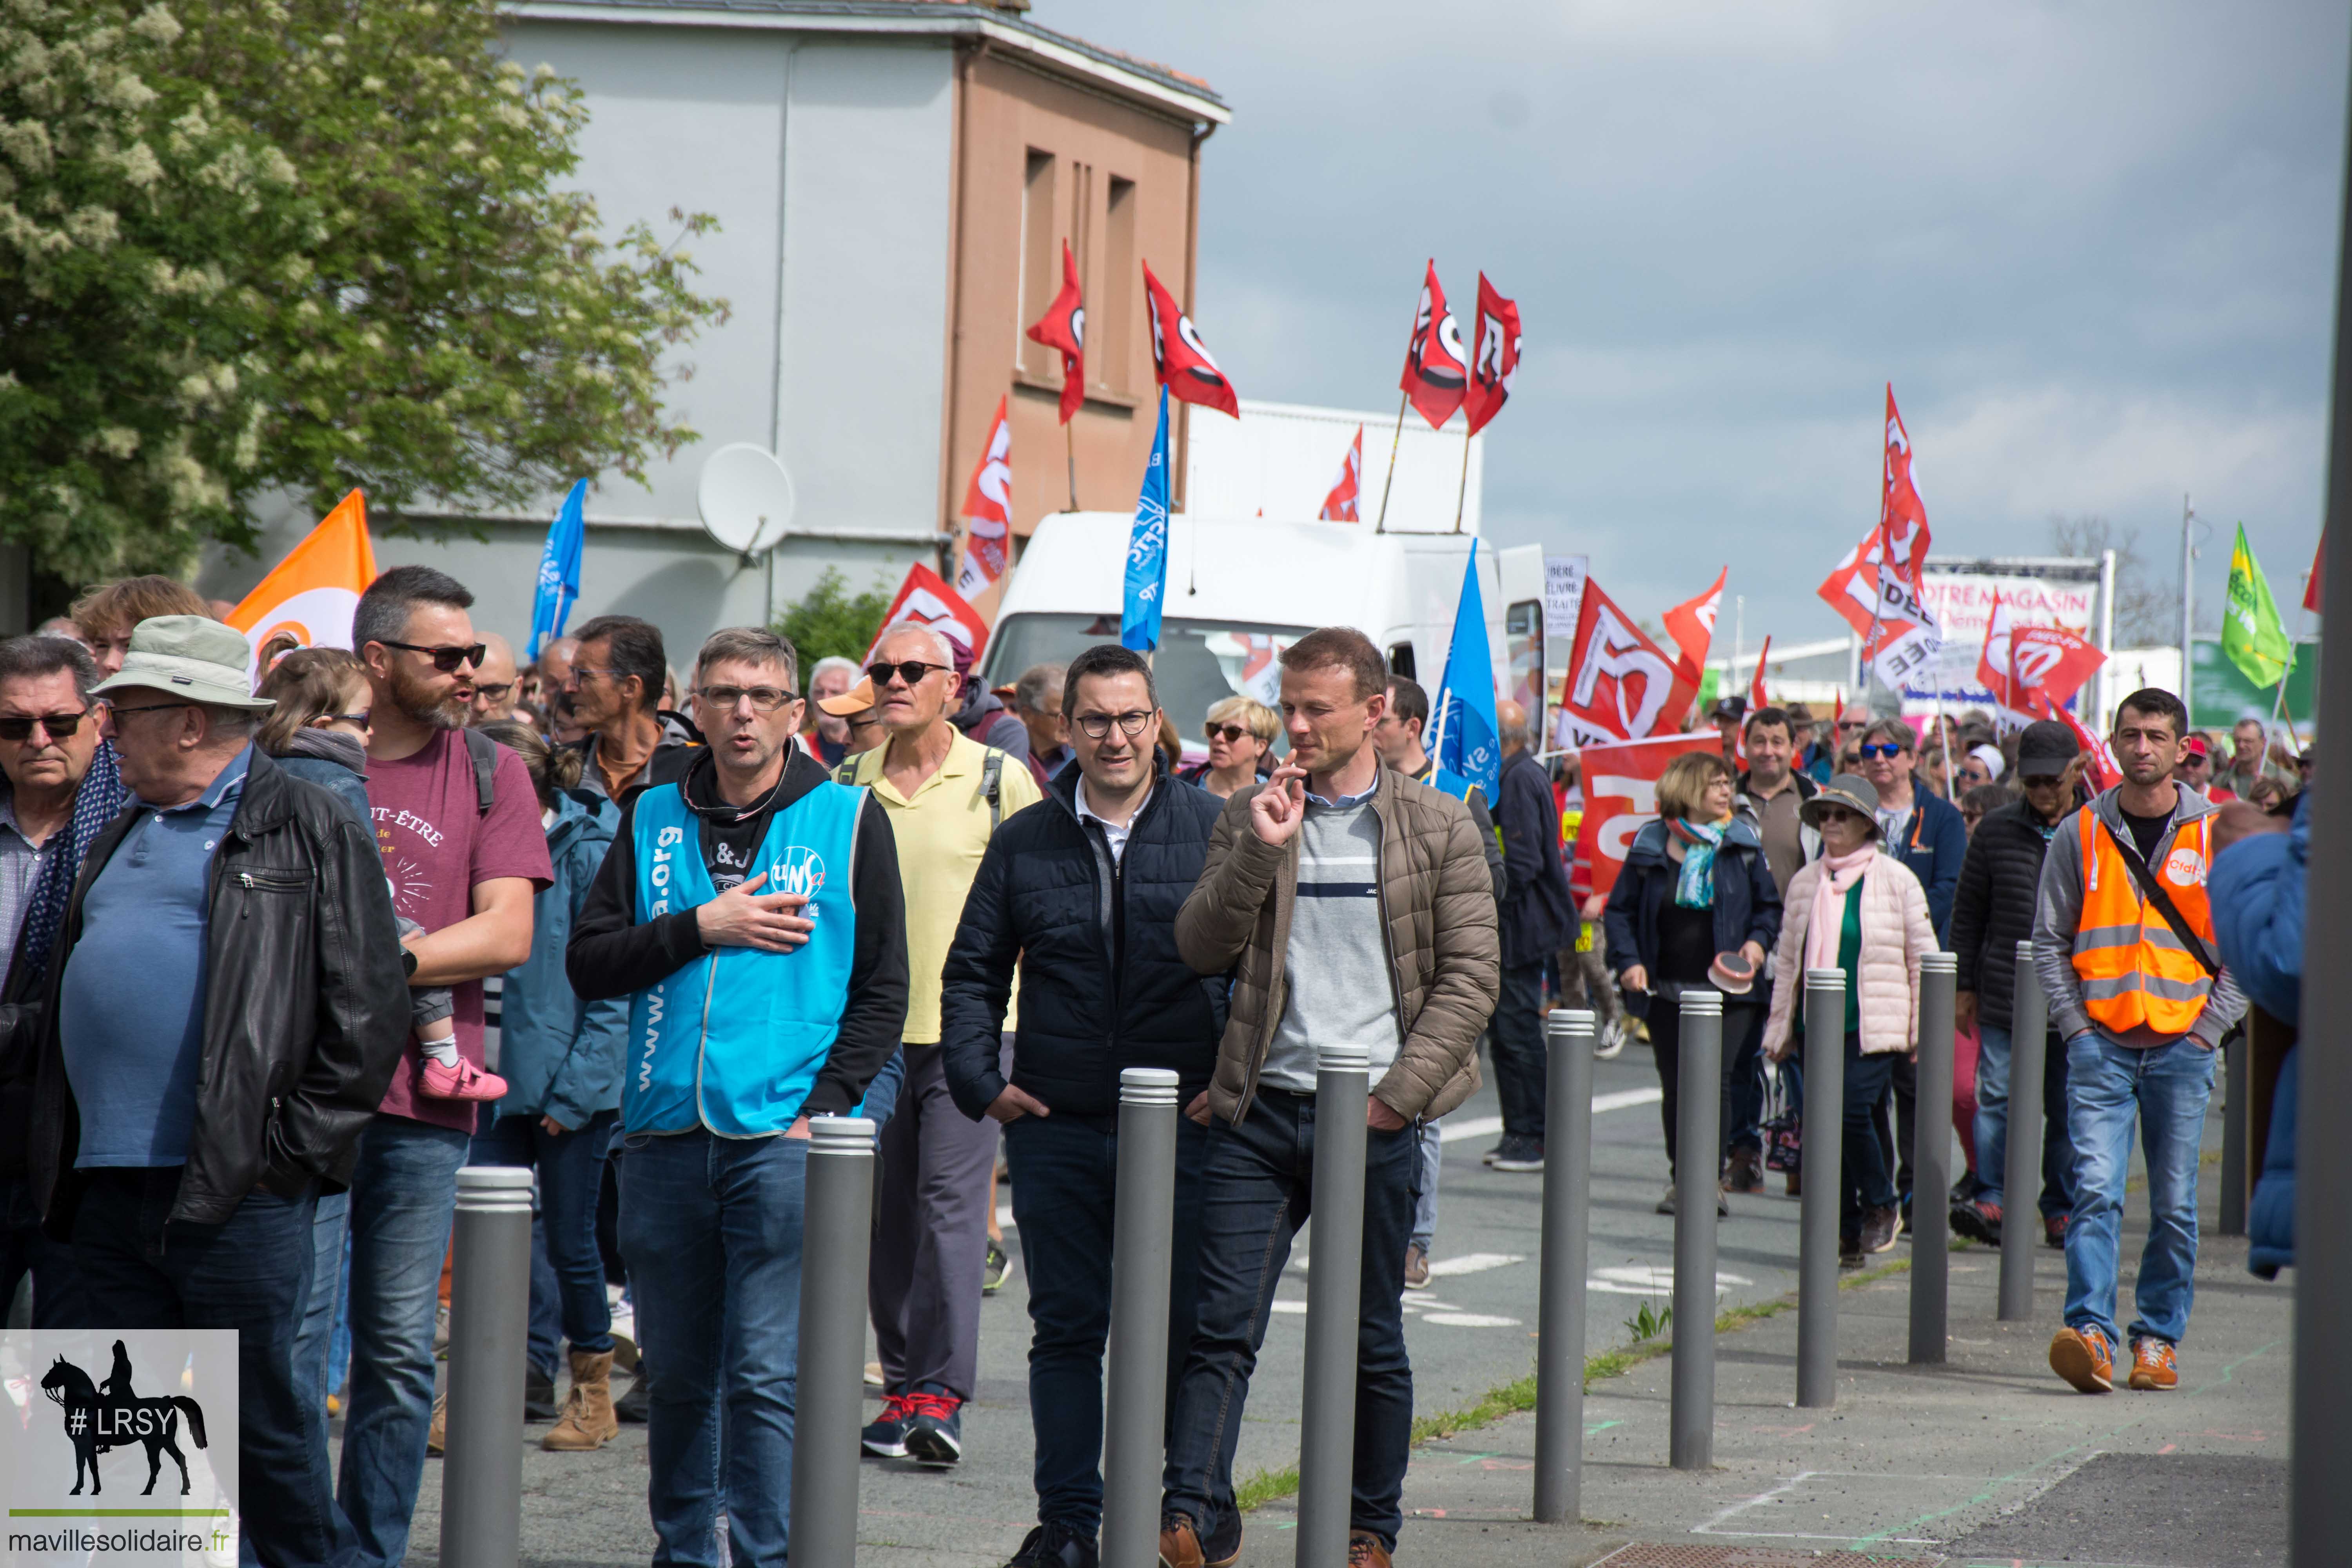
[1424,1252,1524,1278]
[1418,1312,1523,1328]
[1437,1087,1663,1145]
[1587,1264,1755,1297]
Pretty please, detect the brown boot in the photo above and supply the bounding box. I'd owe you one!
[543,1349,619,1451]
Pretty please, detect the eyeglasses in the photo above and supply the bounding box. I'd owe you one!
[1836,719,1867,732]
[472,681,515,704]
[867,660,951,689]
[378,639,486,674]
[1205,723,1252,744]
[323,712,372,728]
[0,710,87,742]
[1858,742,1907,760]
[1074,710,1155,740]
[697,684,797,713]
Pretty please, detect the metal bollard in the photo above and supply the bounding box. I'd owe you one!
[1797,967,1847,1410]
[2001,942,2047,1321]
[1671,989,1721,1470]
[1534,1009,1595,1523]
[2219,1036,2249,1236]
[441,1166,534,1568]
[791,1116,880,1568]
[1297,1043,1370,1568]
[1911,954,1957,1363]
[1103,1068,1181,1568]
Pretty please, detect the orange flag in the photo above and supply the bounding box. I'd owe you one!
[229,489,379,667]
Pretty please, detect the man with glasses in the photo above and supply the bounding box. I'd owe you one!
[346,566,553,1568]
[0,634,118,1334]
[566,614,698,802]
[568,627,908,1567]
[938,644,1227,1568]
[836,621,1042,1471]
[467,631,522,726]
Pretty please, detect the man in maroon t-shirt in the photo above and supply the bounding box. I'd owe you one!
[339,566,551,1568]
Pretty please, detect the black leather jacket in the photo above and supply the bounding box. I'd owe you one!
[24,748,412,1234]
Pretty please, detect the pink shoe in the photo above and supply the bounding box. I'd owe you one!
[419,1056,507,1102]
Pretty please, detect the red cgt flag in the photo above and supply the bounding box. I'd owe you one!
[1319,425,1363,521]
[1025,239,1085,425]
[1399,259,1468,430]
[1662,567,1726,686]
[1143,260,1238,418]
[1748,633,1773,713]
[1463,272,1521,436]
[955,395,1013,599]
[2307,533,2325,613]
[1559,577,1689,745]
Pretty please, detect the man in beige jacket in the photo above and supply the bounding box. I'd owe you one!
[1156,627,1498,1568]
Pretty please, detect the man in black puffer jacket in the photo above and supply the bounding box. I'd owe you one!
[940,643,1228,1568]
[1949,719,2082,1247]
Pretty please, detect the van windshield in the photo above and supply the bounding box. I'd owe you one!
[982,613,1315,757]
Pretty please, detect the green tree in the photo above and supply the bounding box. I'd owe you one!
[775,568,893,667]
[0,0,726,583]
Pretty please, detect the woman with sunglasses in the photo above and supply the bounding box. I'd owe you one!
[1762,773,1939,1263]
[1185,695,1279,798]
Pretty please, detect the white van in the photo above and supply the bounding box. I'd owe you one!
[980,512,1546,755]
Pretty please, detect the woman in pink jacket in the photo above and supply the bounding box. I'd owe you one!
[1764,773,1940,1263]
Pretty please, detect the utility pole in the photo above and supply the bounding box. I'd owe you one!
[2180,493,2196,719]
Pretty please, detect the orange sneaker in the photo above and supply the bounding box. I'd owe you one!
[2049,1324,2116,1393]
[2127,1337,2180,1390]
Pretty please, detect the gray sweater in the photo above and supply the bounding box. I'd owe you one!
[1259,793,1403,1093]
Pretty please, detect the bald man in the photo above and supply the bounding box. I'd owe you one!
[535,637,587,745]
[468,632,521,726]
[1485,699,1576,1171]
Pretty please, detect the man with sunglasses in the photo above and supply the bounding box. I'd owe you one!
[566,614,699,803]
[836,621,1042,1472]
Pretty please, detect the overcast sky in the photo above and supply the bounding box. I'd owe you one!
[1049,0,2349,651]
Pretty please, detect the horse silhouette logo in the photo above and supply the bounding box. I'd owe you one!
[38,1339,209,1495]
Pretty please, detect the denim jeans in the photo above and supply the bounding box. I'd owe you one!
[1409,1120,1441,1252]
[1005,1110,1210,1534]
[1161,1089,1419,1553]
[1651,997,1762,1176]
[1724,1004,1767,1156]
[619,1127,807,1568]
[1840,1034,1899,1237]
[1488,960,1549,1140]
[71,1167,350,1568]
[291,1188,349,1403]
[2062,1033,2216,1348]
[472,1109,619,1376]
[338,1116,471,1568]
[1971,1024,2076,1218]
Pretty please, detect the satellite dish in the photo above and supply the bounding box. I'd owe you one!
[696,443,796,555]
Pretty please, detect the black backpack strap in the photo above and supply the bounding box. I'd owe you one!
[2098,816,2221,977]
[832,757,862,788]
[461,727,500,816]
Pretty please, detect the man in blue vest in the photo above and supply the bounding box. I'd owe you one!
[568,626,909,1568]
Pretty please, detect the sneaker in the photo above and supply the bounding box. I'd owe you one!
[1490,1136,1545,1172]
[865,1360,885,1388]
[1950,1197,2004,1246]
[1838,1240,1864,1270]
[862,1392,918,1457]
[1007,1520,1100,1568]
[1723,1147,1765,1194]
[1784,1168,1802,1198]
[608,1306,638,1372]
[1402,1242,1431,1291]
[1594,1019,1626,1060]
[984,1240,1011,1296]
[2045,1213,2069,1249]
[2049,1324,2117,1393]
[1347,1530,1393,1567]
[434,1302,450,1356]
[524,1363,558,1422]
[2127,1336,2179,1391]
[904,1392,964,1467]
[1655,1182,1678,1215]
[1482,1142,1506,1167]
[419,1055,508,1102]
[1861,1202,1902,1253]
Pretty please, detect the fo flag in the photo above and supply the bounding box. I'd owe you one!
[1319,426,1363,521]
[1143,261,1238,418]
[1432,541,1500,802]
[1463,272,1521,435]
[1559,576,1687,745]
[955,395,1013,598]
[1399,260,1468,430]
[529,479,587,661]
[228,488,378,674]
[1122,389,1173,652]
[1025,239,1086,424]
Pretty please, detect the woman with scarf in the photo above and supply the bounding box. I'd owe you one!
[1763,773,1940,1262]
[1603,748,1782,1215]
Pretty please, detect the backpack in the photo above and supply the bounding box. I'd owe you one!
[834,747,1009,834]
[460,726,500,815]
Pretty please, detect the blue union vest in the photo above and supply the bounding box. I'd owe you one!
[625,778,864,1136]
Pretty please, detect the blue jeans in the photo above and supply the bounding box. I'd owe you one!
[1841,1034,1898,1237]
[292,1188,349,1403]
[620,1127,807,1568]
[71,1167,350,1568]
[1161,1089,1419,1553]
[471,1109,619,1376]
[1004,1111,1211,1534]
[1972,1024,2076,1218]
[1410,1120,1441,1252]
[2062,1033,2216,1348]
[1489,961,1548,1140]
[338,1116,471,1568]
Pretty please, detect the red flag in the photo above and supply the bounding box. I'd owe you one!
[1748,634,1772,713]
[2306,533,2325,613]
[1662,567,1726,684]
[1559,577,1688,744]
[1975,591,2022,715]
[1879,383,1931,573]
[1142,260,1238,418]
[868,563,991,669]
[954,395,1013,599]
[1025,239,1085,425]
[2050,699,2122,791]
[1574,733,1724,895]
[1398,260,1468,430]
[1319,426,1363,522]
[2012,624,2106,713]
[1463,272,1521,435]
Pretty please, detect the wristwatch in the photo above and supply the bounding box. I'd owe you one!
[402,947,419,980]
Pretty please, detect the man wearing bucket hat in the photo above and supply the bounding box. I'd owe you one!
[22,614,412,1568]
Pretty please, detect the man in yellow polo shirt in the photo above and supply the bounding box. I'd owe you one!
[831,621,1040,1470]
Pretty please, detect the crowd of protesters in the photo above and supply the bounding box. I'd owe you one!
[0,563,2301,1567]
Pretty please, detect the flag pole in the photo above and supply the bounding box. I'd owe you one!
[1374,390,1409,534]
[1451,422,1472,534]
[1065,421,1079,513]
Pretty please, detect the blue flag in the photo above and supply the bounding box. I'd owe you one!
[1433,539,1500,804]
[530,479,587,661]
[1121,388,1172,653]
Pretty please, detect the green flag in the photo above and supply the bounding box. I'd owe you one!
[2222,522,2294,688]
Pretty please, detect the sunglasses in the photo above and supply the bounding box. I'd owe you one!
[379,639,486,674]
[1205,723,1252,744]
[0,710,87,742]
[320,711,372,729]
[1858,742,1907,759]
[867,660,952,688]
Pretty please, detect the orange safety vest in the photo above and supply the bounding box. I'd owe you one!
[2069,808,2217,1035]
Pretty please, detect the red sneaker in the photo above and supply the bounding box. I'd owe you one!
[419,1056,508,1102]
[2049,1324,2116,1393]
